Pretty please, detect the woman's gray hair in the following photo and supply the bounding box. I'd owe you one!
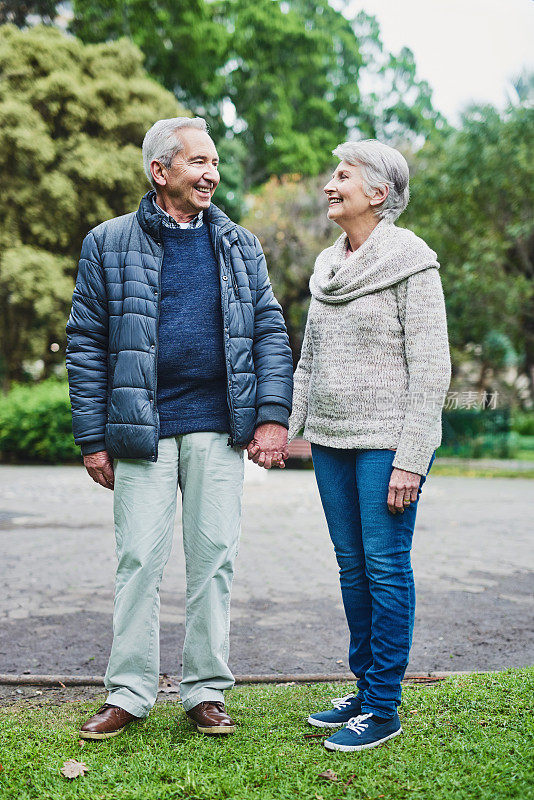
[142,117,208,188]
[333,139,410,222]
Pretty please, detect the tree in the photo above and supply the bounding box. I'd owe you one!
[215,0,364,184]
[0,24,185,385]
[242,173,336,361]
[69,0,228,108]
[0,0,57,27]
[351,11,447,145]
[403,98,534,400]
[70,0,442,191]
[70,0,243,214]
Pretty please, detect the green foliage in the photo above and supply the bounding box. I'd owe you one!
[352,11,447,145]
[243,173,336,359]
[70,0,228,106]
[440,408,513,459]
[216,0,363,184]
[69,0,242,215]
[215,136,247,221]
[0,379,80,463]
[0,0,57,27]
[481,331,517,370]
[403,99,534,394]
[71,0,441,190]
[0,245,73,383]
[0,670,533,799]
[0,24,185,384]
[511,411,534,436]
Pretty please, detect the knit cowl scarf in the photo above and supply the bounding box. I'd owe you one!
[309,218,440,304]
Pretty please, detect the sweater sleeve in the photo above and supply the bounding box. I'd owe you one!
[392,268,451,475]
[288,313,313,442]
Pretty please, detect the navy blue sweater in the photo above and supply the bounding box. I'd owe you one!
[157,225,230,437]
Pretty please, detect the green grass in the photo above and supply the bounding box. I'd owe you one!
[0,670,532,800]
[430,463,534,478]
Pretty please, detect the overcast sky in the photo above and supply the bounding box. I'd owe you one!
[343,0,534,123]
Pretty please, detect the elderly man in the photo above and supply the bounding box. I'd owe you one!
[66,117,293,739]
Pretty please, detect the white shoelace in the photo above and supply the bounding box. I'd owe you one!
[346,713,373,734]
[331,694,356,710]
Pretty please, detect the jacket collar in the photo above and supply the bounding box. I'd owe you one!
[136,190,237,243]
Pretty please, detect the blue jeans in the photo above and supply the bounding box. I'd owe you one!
[311,446,435,717]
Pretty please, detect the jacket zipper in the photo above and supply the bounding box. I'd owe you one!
[152,243,163,461]
[219,233,237,446]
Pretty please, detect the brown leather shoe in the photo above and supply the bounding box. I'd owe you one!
[79,704,141,740]
[186,701,236,734]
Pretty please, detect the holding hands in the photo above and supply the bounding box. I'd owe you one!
[246,423,289,469]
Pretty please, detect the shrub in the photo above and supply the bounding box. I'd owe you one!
[511,410,534,436]
[0,379,80,463]
[440,408,514,458]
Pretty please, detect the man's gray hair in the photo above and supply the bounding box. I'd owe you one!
[142,117,208,188]
[333,139,410,222]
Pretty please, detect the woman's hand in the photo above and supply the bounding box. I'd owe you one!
[387,467,421,514]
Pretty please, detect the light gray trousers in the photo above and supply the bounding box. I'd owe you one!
[104,432,244,717]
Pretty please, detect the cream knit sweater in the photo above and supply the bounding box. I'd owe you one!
[288,219,452,476]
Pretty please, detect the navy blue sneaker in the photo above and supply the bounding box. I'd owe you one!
[307,693,363,729]
[324,712,402,751]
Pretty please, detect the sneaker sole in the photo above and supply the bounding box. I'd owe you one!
[307,716,346,729]
[324,727,403,752]
[196,724,236,735]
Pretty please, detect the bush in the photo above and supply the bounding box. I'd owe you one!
[0,379,80,463]
[440,408,514,458]
[511,410,534,436]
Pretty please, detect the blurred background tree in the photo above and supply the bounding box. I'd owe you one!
[351,11,444,146]
[403,96,534,400]
[0,0,57,26]
[69,0,441,190]
[0,3,532,442]
[0,24,183,384]
[242,173,334,360]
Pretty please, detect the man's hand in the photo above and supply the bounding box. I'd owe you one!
[387,467,421,514]
[83,450,115,490]
[246,423,289,469]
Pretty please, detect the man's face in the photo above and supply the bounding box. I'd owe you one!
[153,128,220,214]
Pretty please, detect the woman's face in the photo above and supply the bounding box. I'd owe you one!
[323,161,380,225]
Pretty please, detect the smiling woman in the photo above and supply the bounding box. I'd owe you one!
[289,137,451,753]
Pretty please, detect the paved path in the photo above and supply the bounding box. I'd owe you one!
[0,463,532,677]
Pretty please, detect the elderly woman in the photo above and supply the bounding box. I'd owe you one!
[288,139,451,753]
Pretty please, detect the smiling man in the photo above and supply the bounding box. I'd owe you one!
[66,117,293,739]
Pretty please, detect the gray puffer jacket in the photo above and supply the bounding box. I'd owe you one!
[66,192,293,460]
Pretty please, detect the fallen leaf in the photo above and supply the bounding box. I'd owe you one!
[78,740,86,747]
[318,769,337,781]
[61,760,88,779]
